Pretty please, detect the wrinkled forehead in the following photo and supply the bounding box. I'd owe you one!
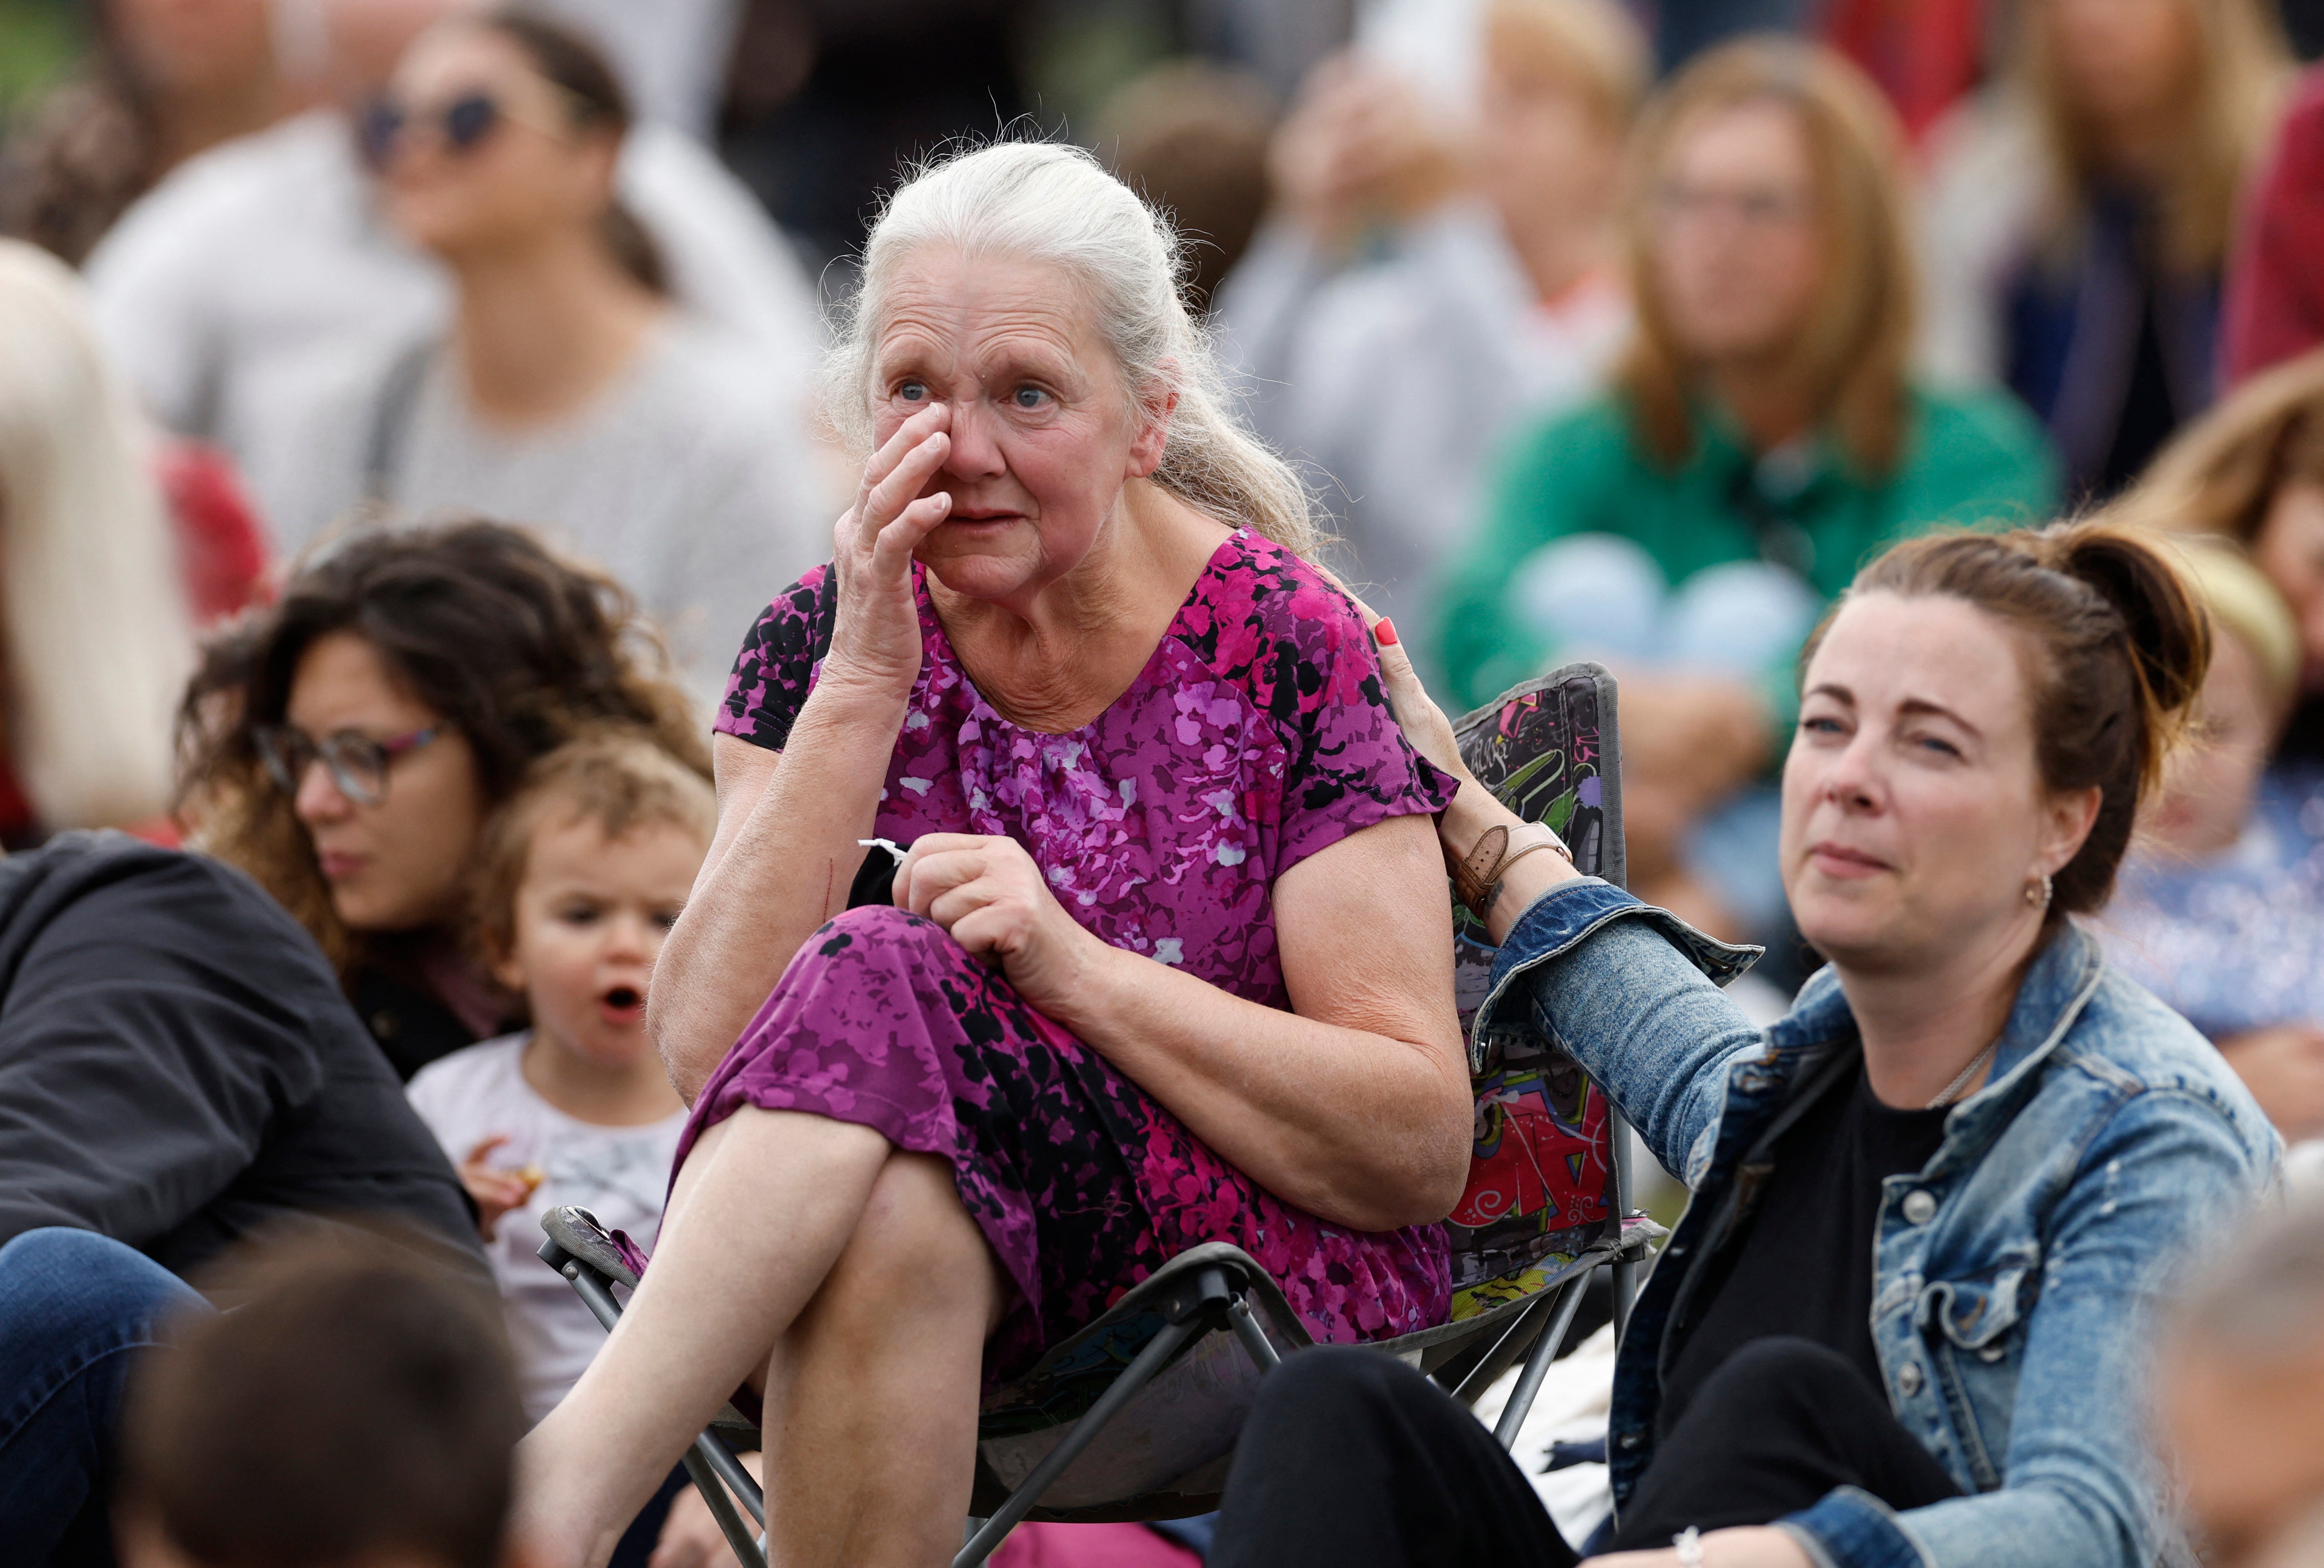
[867,247,1116,384]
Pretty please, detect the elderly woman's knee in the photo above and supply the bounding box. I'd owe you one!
[824,1152,992,1304]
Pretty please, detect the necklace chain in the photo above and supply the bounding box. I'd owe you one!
[1927,1041,2000,1109]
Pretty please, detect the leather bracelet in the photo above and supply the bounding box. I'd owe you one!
[1447,821,1572,920]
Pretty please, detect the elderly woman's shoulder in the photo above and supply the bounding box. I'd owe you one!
[1190,530,1380,682]
[2060,959,2279,1159]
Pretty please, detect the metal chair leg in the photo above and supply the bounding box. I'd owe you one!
[1226,1294,1281,1372]
[1609,1105,1639,1345]
[1492,1269,1593,1449]
[1449,1282,1562,1407]
[954,1315,1202,1568]
[683,1446,768,1568]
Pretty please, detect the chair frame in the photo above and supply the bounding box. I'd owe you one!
[537,663,1647,1567]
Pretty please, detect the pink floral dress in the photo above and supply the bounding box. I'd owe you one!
[683,529,1457,1377]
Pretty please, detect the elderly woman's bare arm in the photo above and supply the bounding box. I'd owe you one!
[898,813,1472,1233]
[650,406,960,1100]
[651,719,894,1103]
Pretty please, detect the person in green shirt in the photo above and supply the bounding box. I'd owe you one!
[1438,37,2058,941]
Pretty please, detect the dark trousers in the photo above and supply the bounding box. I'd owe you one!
[1208,1338,1961,1568]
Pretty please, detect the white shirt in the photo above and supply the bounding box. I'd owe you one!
[1215,203,1629,683]
[406,1033,685,1425]
[85,109,829,550]
[285,319,827,705]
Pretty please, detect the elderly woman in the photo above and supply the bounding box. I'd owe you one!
[513,142,1470,1566]
[1214,522,2279,1568]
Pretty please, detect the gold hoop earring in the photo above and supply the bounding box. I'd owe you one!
[2025,872,2053,909]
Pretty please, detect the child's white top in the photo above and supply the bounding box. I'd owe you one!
[406,1032,685,1424]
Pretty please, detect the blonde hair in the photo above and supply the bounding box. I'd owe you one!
[0,239,191,829]
[827,141,1322,559]
[1617,38,1918,477]
[2111,347,2324,546]
[471,728,715,967]
[2173,537,2300,710]
[1483,0,1649,130]
[2016,0,2289,275]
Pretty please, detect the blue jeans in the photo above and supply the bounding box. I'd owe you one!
[0,1230,205,1568]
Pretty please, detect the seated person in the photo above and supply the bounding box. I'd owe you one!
[1214,0,1647,676]
[0,832,484,1564]
[2121,348,2324,771]
[1437,38,2056,943]
[408,731,709,1421]
[1214,520,2276,1568]
[115,1236,522,1568]
[507,142,1472,1567]
[178,520,706,1080]
[2091,541,2324,1143]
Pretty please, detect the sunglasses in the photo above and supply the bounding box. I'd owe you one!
[358,91,504,172]
[254,725,441,807]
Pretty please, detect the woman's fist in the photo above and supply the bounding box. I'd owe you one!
[893,833,1100,1015]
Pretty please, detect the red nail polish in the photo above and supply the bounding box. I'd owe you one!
[1375,618,1399,647]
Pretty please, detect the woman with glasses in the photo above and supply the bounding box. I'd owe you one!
[176,519,704,1081]
[1436,39,2057,960]
[280,11,827,708]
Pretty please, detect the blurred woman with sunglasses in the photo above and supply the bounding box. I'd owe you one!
[177,519,705,1080]
[285,12,827,708]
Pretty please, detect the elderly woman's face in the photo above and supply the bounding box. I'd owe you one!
[869,249,1164,602]
[1780,593,2093,972]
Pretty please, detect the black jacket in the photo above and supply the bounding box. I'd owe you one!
[0,832,483,1283]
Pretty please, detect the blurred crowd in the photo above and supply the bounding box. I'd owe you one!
[5,0,2324,1563]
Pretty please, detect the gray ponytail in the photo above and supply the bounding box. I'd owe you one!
[825,141,1323,560]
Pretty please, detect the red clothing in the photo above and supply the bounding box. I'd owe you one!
[2223,67,2324,386]
[156,439,272,625]
[1823,0,1986,145]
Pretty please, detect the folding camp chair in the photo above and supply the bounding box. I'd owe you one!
[539,663,1662,1568]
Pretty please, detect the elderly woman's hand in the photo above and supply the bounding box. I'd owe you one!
[824,403,957,699]
[895,833,1108,1015]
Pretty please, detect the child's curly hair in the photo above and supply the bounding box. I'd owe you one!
[471,727,717,969]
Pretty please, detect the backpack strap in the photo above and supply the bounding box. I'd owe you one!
[362,337,440,503]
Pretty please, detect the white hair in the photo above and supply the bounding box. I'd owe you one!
[0,240,193,830]
[827,140,1322,559]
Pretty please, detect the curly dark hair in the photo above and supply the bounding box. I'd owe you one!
[177,519,709,973]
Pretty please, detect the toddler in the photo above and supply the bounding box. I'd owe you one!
[407,730,712,1421]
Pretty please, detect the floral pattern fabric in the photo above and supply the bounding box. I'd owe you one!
[691,529,1457,1375]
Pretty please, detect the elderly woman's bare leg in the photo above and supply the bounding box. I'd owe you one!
[758,1148,1008,1565]
[513,1108,893,1566]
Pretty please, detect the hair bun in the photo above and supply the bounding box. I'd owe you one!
[2040,519,2212,739]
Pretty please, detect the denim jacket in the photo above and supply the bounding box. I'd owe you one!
[1473,878,2279,1568]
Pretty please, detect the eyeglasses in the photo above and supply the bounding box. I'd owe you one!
[254,725,441,806]
[358,91,505,172]
[1652,180,1817,232]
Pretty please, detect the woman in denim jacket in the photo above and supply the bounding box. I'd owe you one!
[1212,522,2281,1568]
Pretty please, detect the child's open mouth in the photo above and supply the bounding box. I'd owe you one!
[597,984,645,1027]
